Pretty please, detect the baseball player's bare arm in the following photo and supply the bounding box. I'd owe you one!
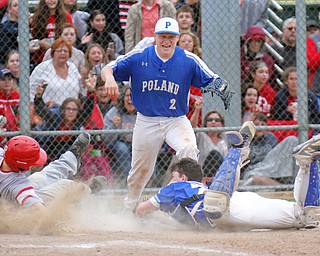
[100,65,119,100]
[135,200,158,217]
[190,98,203,128]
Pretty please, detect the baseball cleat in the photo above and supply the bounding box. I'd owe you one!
[292,134,320,160]
[225,131,243,147]
[226,121,256,148]
[239,121,256,148]
[69,132,91,170]
[88,175,108,194]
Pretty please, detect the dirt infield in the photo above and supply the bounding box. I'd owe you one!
[1,189,320,256]
[1,224,320,256]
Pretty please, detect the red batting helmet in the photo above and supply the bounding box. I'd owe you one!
[3,136,47,172]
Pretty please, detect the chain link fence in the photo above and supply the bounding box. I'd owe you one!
[0,0,319,191]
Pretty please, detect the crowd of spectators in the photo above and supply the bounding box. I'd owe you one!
[0,0,319,187]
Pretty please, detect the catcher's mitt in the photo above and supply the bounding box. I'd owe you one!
[202,77,235,111]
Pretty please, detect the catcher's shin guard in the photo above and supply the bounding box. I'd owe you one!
[304,161,320,207]
[209,147,241,196]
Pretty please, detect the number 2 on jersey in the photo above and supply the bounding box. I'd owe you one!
[169,99,176,109]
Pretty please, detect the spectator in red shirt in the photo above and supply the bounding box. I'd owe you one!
[31,0,73,67]
[272,66,320,124]
[306,22,320,94]
[0,68,19,136]
[247,61,276,118]
[177,32,202,126]
[241,26,276,89]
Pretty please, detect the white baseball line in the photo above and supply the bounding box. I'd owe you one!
[3,240,253,255]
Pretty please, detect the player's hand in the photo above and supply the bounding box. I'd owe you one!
[85,71,96,92]
[105,79,119,101]
[194,97,204,110]
[35,80,46,99]
[112,115,121,127]
[101,66,118,101]
[81,33,93,45]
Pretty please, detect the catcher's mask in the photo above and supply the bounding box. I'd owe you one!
[4,136,47,172]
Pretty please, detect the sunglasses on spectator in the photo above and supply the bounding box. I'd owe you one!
[207,118,222,123]
[286,27,296,31]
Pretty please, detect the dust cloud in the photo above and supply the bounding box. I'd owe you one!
[0,185,186,235]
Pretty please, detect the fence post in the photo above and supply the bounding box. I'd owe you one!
[296,0,309,142]
[19,1,31,135]
[202,0,242,126]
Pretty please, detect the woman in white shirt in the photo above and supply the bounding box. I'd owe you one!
[30,38,82,106]
[190,98,229,179]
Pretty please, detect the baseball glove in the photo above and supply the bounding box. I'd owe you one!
[202,77,235,111]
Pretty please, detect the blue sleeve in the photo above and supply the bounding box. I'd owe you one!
[153,184,178,212]
[186,52,218,88]
[110,49,142,81]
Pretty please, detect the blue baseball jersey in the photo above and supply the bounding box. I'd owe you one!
[150,181,211,228]
[109,46,219,117]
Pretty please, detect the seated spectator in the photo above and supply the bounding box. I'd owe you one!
[272,66,320,124]
[43,23,85,73]
[0,0,7,22]
[84,0,122,38]
[245,61,276,118]
[306,19,320,38]
[33,85,94,161]
[241,85,262,123]
[0,0,18,65]
[177,32,202,127]
[241,113,299,185]
[175,0,201,35]
[124,0,176,53]
[190,98,229,179]
[83,76,113,130]
[5,49,19,84]
[102,86,136,185]
[31,0,73,67]
[63,0,89,41]
[79,9,124,60]
[241,26,275,88]
[178,31,202,57]
[0,68,19,138]
[306,24,320,95]
[30,38,82,106]
[273,17,296,71]
[81,43,109,86]
[176,4,196,35]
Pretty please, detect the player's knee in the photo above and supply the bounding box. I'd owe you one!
[176,145,199,161]
[203,190,230,219]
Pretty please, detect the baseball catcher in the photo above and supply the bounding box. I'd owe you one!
[135,121,320,231]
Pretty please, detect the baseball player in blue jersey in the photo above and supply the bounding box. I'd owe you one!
[136,121,320,230]
[101,17,233,210]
